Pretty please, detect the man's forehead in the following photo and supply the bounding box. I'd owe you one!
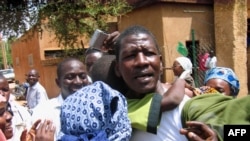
[64,60,84,68]
[123,33,152,42]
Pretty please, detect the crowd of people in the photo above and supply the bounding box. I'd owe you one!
[0,25,248,141]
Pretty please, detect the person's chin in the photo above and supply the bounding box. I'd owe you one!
[4,130,13,139]
[136,85,156,95]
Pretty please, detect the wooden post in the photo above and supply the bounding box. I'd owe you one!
[0,39,8,69]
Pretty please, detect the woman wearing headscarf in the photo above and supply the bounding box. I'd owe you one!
[192,67,240,98]
[202,67,239,97]
[172,57,195,88]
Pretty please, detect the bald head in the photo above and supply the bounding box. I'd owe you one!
[26,69,40,86]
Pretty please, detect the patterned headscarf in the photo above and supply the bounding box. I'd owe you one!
[175,57,193,74]
[204,67,240,96]
[59,81,131,141]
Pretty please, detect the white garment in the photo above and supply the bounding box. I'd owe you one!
[31,94,63,140]
[205,57,217,69]
[130,95,190,141]
[26,82,48,110]
[8,95,32,141]
[175,57,193,74]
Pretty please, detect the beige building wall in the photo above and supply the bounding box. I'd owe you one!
[214,0,248,97]
[161,4,214,82]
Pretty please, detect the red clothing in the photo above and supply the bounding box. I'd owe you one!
[198,53,209,71]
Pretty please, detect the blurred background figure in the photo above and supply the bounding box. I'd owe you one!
[13,80,27,101]
[84,48,105,73]
[25,69,48,114]
[198,49,209,71]
[172,57,195,87]
[205,50,217,70]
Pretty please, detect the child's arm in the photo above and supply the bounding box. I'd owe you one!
[161,78,186,111]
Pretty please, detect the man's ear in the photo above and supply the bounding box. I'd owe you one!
[114,60,121,77]
[159,55,163,74]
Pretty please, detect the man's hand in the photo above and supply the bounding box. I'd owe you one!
[103,31,120,50]
[180,121,218,141]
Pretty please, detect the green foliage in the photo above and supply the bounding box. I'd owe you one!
[0,0,38,39]
[38,0,132,48]
[0,0,132,56]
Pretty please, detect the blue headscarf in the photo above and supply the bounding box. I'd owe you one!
[204,67,240,96]
[59,81,132,141]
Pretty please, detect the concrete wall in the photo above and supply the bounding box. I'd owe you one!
[214,0,248,97]
[161,4,214,82]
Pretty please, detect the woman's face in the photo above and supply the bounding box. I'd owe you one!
[172,61,184,77]
[0,102,13,139]
[205,78,231,96]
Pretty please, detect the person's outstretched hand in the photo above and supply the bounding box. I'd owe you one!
[20,119,40,141]
[35,119,55,141]
[180,121,218,141]
[20,119,55,141]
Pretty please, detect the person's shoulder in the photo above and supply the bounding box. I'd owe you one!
[31,95,62,120]
[10,100,28,111]
[36,82,46,89]
[10,101,31,118]
[36,95,62,107]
